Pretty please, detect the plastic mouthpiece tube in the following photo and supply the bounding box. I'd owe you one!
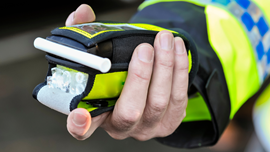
[34,37,111,73]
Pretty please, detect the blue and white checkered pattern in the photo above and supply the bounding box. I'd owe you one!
[186,0,270,82]
[207,0,270,82]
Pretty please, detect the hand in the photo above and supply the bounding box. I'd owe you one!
[66,4,189,141]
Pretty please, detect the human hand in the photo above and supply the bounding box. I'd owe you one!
[66,4,189,141]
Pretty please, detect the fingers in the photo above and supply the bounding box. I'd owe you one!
[65,4,96,26]
[141,31,175,127]
[66,30,189,142]
[158,37,189,137]
[101,43,154,139]
[169,37,189,106]
[128,31,178,140]
[67,108,108,140]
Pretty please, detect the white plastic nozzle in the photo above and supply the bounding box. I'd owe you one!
[34,37,111,73]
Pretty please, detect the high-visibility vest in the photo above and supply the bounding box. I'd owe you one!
[130,0,270,148]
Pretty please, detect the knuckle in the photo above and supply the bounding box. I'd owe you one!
[122,111,141,124]
[177,64,189,72]
[171,92,187,103]
[129,67,151,83]
[121,114,139,125]
[134,72,150,82]
[150,101,168,113]
[143,114,159,125]
[114,112,140,131]
[143,102,168,124]
[147,96,168,114]
[157,59,174,69]
[176,59,189,71]
[175,53,189,71]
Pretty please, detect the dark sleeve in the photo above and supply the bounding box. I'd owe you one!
[129,1,231,148]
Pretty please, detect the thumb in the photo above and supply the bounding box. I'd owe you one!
[67,108,109,140]
[65,4,96,26]
[67,108,91,140]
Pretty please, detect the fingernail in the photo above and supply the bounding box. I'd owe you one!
[160,32,174,51]
[175,37,185,54]
[72,111,87,126]
[138,45,154,63]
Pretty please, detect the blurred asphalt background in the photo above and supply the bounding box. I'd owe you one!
[0,1,267,152]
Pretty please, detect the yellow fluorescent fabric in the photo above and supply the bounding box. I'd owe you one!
[139,0,270,19]
[77,102,98,112]
[188,50,192,73]
[183,93,211,122]
[77,100,117,112]
[138,0,206,10]
[205,6,260,119]
[253,0,270,24]
[255,84,270,108]
[83,71,127,100]
[59,27,123,39]
[61,23,177,39]
[128,23,178,33]
[102,23,178,34]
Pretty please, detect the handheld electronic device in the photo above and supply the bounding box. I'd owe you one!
[32,22,198,116]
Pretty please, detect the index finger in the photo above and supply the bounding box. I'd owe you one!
[102,44,154,138]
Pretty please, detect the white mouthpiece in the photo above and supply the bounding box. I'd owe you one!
[34,37,111,73]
